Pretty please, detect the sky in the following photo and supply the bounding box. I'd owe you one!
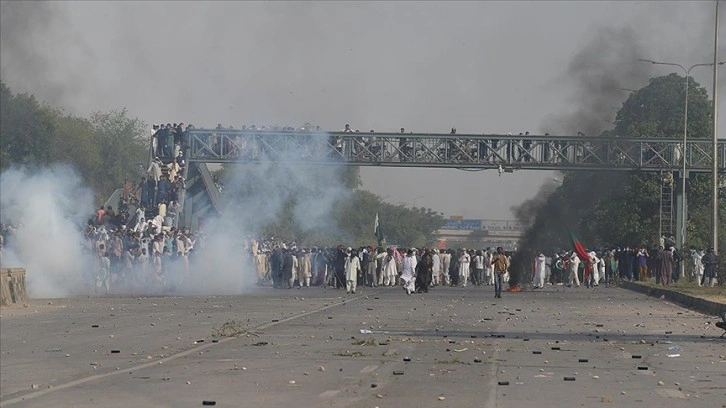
[1,1,723,220]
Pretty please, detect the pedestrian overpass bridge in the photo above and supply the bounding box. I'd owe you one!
[185,129,726,172]
[176,129,725,235]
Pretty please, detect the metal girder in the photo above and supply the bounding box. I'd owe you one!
[185,130,726,172]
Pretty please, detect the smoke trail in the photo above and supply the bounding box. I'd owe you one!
[159,131,355,295]
[541,26,654,136]
[0,1,96,114]
[0,165,95,297]
[511,24,658,287]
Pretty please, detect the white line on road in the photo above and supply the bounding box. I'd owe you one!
[0,289,387,407]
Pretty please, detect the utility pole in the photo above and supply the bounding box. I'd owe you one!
[712,0,720,251]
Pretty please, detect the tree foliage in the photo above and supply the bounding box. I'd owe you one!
[217,163,444,247]
[0,82,148,202]
[515,73,725,254]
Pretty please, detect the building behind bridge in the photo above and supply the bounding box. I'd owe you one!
[435,217,525,250]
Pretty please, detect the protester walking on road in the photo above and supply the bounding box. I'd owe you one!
[491,247,508,298]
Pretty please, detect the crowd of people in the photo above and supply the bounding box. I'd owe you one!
[63,122,720,295]
[251,244,516,298]
[84,215,198,294]
[522,244,721,290]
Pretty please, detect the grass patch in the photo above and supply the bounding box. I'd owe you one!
[636,279,726,304]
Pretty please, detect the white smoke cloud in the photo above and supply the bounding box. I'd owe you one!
[173,132,353,294]
[0,165,95,297]
[115,133,351,295]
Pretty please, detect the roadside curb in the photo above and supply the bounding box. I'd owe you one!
[621,281,725,317]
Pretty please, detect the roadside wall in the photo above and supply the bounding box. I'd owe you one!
[0,268,28,307]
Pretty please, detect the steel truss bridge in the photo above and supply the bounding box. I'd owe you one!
[176,129,725,236]
[185,129,726,172]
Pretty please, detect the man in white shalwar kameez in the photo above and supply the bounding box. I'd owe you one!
[432,249,441,286]
[401,249,416,295]
[533,253,546,289]
[458,249,471,287]
[693,250,705,286]
[485,249,495,285]
[384,249,398,286]
[345,250,361,294]
[588,251,600,287]
[568,251,581,287]
[441,250,451,286]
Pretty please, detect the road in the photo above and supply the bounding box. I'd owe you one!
[1,285,725,408]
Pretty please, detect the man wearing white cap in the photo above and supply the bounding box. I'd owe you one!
[345,249,361,294]
[459,249,471,287]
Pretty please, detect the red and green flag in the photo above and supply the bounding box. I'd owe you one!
[569,230,590,261]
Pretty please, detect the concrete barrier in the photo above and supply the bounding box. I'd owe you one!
[0,268,28,307]
[621,281,725,317]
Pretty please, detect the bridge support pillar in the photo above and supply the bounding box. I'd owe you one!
[674,171,687,279]
[674,171,688,251]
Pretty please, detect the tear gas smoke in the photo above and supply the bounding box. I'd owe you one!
[0,134,355,298]
[178,132,353,295]
[0,165,95,297]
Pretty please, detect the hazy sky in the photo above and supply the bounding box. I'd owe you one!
[1,1,723,219]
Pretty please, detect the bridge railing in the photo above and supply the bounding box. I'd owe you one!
[185,130,726,172]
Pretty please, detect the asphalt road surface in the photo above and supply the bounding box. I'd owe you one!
[1,285,725,408]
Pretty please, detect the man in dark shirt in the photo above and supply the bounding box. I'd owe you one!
[701,248,719,287]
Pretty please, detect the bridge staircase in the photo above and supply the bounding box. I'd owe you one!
[659,171,674,240]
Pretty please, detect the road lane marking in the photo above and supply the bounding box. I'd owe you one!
[0,289,386,407]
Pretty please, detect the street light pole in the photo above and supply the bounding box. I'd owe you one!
[638,58,723,249]
[712,0,720,252]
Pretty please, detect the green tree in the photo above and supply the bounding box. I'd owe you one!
[515,73,721,253]
[88,109,148,200]
[0,82,56,169]
[216,162,444,247]
[1,82,149,203]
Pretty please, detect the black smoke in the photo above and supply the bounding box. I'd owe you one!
[0,1,97,113]
[511,24,657,287]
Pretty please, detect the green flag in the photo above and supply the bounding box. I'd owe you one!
[374,213,384,245]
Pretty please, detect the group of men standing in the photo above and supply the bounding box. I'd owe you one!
[528,245,720,289]
[252,244,513,298]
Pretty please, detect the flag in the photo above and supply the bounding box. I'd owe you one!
[568,230,589,261]
[374,213,384,245]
